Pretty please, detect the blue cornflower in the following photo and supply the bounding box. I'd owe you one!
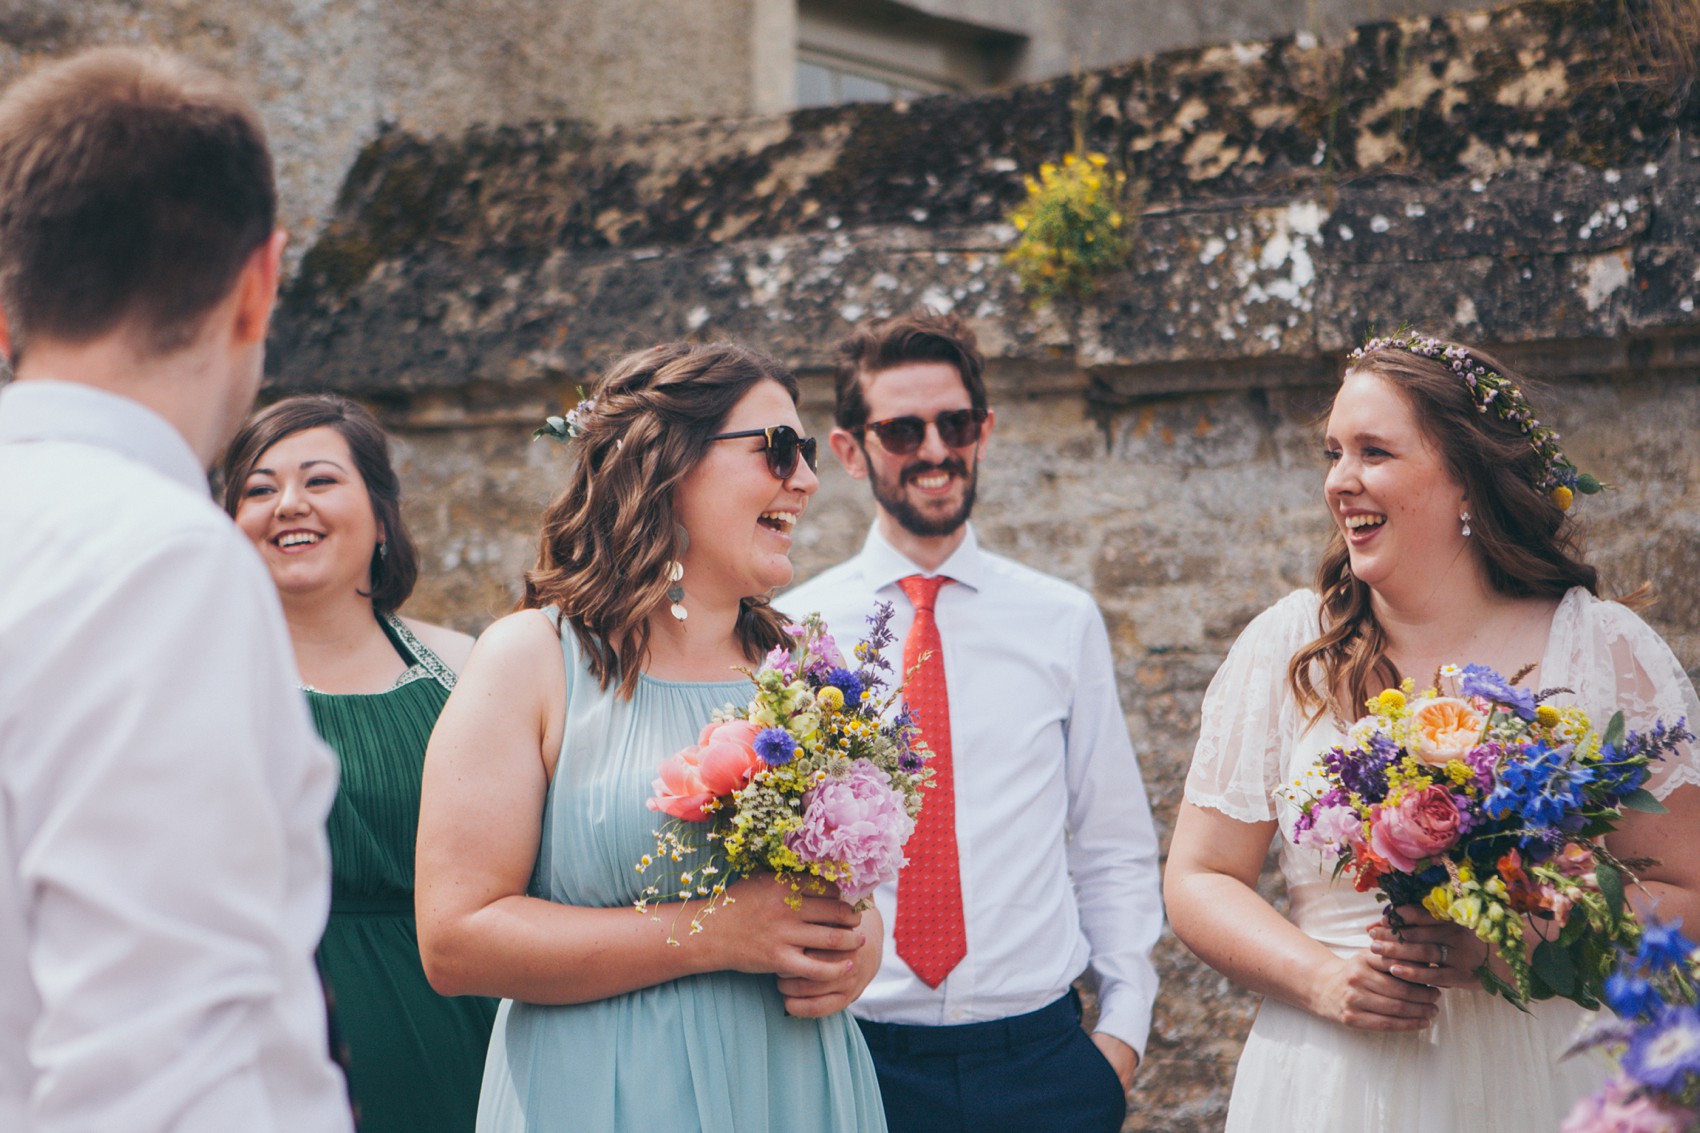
[1459,664,1537,720]
[1605,972,1663,1021]
[1622,1006,1700,1090]
[753,727,797,766]
[1637,920,1697,972]
[824,667,865,707]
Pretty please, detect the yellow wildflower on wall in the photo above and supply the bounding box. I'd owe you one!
[1005,151,1132,303]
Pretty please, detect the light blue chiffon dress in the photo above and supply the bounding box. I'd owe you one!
[475,618,888,1133]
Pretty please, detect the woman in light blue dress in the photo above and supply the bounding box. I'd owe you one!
[416,342,887,1132]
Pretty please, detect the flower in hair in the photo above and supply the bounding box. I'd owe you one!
[1349,330,1603,507]
[533,392,598,443]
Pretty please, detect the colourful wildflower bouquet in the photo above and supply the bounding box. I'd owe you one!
[1288,663,1691,1007]
[1564,919,1700,1132]
[636,604,931,936]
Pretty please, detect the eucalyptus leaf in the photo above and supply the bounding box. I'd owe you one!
[1532,940,1577,997]
[1620,787,1668,814]
[1597,860,1626,920]
[1603,710,1626,750]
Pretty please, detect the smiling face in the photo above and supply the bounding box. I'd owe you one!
[1324,368,1471,595]
[829,360,993,561]
[233,424,383,604]
[671,379,818,607]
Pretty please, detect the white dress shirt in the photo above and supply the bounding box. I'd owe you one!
[0,381,352,1133]
[784,523,1163,1056]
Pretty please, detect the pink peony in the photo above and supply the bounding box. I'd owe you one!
[1563,1078,1690,1133]
[649,720,766,822]
[1369,786,1461,872]
[784,761,915,903]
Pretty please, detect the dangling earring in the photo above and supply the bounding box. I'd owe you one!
[378,541,389,559]
[1460,512,1472,538]
[667,524,689,622]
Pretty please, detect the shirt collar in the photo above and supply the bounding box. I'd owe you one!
[857,521,986,594]
[0,379,209,496]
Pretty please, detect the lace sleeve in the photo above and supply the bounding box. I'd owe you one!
[1184,590,1320,823]
[1558,593,1700,801]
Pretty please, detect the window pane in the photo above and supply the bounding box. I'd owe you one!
[839,72,891,103]
[796,60,836,108]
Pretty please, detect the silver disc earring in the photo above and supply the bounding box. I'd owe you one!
[1460,512,1472,538]
[668,524,689,621]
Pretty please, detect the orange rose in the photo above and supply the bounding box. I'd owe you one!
[1408,696,1485,765]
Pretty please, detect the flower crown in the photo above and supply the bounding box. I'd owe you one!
[533,393,597,443]
[1348,331,1602,509]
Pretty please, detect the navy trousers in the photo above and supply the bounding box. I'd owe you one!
[855,992,1128,1133]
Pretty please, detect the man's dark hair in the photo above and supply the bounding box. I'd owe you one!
[0,47,275,362]
[832,308,988,432]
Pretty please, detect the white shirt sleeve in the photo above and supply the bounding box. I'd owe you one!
[1062,603,1163,1058]
[10,529,349,1133]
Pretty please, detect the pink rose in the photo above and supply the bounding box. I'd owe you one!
[648,720,766,822]
[1407,696,1485,766]
[1369,786,1461,872]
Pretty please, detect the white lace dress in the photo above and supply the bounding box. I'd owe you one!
[1185,588,1700,1133]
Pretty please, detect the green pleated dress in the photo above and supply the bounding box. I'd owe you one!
[307,614,497,1133]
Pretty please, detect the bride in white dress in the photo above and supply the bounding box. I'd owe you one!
[1164,333,1700,1133]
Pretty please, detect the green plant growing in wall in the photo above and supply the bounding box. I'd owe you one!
[1004,150,1131,304]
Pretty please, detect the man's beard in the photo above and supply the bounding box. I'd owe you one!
[868,452,978,538]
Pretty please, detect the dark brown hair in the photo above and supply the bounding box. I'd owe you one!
[1289,338,1600,720]
[525,342,798,698]
[833,307,988,432]
[0,47,275,362]
[219,395,419,616]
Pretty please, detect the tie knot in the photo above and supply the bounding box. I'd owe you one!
[899,573,950,613]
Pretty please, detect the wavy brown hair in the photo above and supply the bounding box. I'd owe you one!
[1288,338,1600,720]
[524,342,798,698]
[220,394,419,615]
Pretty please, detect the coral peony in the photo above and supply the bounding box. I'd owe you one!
[649,721,765,821]
[1369,786,1461,872]
[785,761,914,903]
[1408,696,1485,766]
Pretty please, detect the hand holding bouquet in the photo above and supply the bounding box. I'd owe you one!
[1288,663,1691,1007]
[638,604,930,937]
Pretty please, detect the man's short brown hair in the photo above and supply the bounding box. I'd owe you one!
[0,47,275,362]
[832,308,988,432]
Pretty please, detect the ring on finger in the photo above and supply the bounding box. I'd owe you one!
[1438,943,1449,965]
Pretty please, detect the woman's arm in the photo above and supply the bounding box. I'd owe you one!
[1164,801,1440,1031]
[1610,783,1700,929]
[414,610,864,1003]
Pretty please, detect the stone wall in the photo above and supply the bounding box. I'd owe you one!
[271,1,1700,1128]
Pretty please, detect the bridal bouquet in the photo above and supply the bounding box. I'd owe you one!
[1288,663,1690,1007]
[636,604,931,936]
[1563,918,1700,1132]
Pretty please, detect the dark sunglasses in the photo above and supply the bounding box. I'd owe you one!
[708,424,819,480]
[861,408,987,455]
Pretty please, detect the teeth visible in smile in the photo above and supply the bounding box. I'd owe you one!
[1344,514,1385,530]
[912,472,950,489]
[758,511,796,531]
[278,532,322,547]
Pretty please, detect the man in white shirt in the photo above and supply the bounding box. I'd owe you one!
[785,308,1163,1133]
[0,48,352,1132]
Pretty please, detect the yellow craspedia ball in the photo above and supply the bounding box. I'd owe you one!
[1536,704,1561,728]
[1376,689,1406,712]
[816,686,844,713]
[1551,485,1574,510]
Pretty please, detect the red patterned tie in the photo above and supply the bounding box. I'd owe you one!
[895,573,966,988]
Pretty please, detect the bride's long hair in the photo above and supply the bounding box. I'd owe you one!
[1287,339,1599,721]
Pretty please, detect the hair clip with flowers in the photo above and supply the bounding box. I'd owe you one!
[533,391,597,444]
[1349,330,1604,510]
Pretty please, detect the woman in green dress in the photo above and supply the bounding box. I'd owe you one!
[414,343,887,1132]
[222,395,497,1133]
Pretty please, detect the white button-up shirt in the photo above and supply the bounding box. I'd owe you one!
[0,381,351,1132]
[785,524,1163,1055]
